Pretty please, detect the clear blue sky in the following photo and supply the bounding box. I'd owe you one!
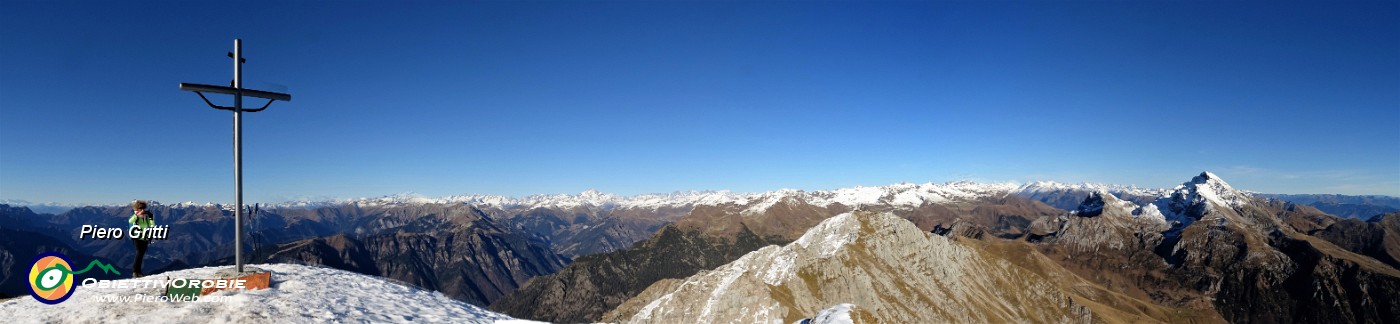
[2,1,1397,205]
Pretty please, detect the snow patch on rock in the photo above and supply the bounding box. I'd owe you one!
[793,213,860,258]
[804,303,856,324]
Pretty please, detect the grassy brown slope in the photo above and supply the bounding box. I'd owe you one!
[971,237,1221,323]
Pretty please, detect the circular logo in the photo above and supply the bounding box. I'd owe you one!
[29,252,76,304]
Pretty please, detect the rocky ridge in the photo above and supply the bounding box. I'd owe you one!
[604,212,1160,323]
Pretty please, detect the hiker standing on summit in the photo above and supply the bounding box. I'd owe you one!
[129,200,155,278]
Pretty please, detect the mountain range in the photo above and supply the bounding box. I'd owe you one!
[494,172,1400,323]
[2,172,1397,323]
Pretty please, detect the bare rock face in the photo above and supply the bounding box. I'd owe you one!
[1055,191,1171,253]
[487,204,697,258]
[1304,212,1400,269]
[1023,172,1400,323]
[1075,191,1109,217]
[261,215,568,307]
[487,223,776,323]
[604,212,1097,323]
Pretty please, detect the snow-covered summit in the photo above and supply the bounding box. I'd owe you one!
[1158,171,1253,225]
[1179,172,1249,209]
[0,263,537,324]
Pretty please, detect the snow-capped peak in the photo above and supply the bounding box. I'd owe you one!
[1153,171,1255,231]
[1173,171,1249,211]
[1187,172,1235,192]
[167,201,224,209]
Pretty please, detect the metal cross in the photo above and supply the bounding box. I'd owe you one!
[179,39,291,274]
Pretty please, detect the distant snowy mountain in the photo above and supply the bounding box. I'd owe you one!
[269,175,1381,221]
[0,200,227,215]
[0,200,88,215]
[10,176,1393,221]
[276,190,749,211]
[1013,181,1168,210]
[0,263,538,323]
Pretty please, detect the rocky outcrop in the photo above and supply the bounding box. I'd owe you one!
[261,215,567,306]
[1305,212,1400,269]
[488,223,777,322]
[604,212,1101,323]
[487,204,695,258]
[1056,191,1171,252]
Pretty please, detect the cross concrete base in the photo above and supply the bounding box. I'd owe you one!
[215,265,268,279]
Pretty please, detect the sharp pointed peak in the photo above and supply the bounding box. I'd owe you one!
[1190,171,1230,185]
[1183,171,1239,193]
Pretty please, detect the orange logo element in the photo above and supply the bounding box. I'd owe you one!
[29,252,77,304]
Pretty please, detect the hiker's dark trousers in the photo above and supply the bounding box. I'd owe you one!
[132,238,149,274]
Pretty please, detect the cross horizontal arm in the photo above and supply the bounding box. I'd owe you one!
[179,83,292,101]
[193,91,278,112]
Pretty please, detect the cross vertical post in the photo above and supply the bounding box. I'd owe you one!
[233,39,244,274]
[179,38,291,275]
